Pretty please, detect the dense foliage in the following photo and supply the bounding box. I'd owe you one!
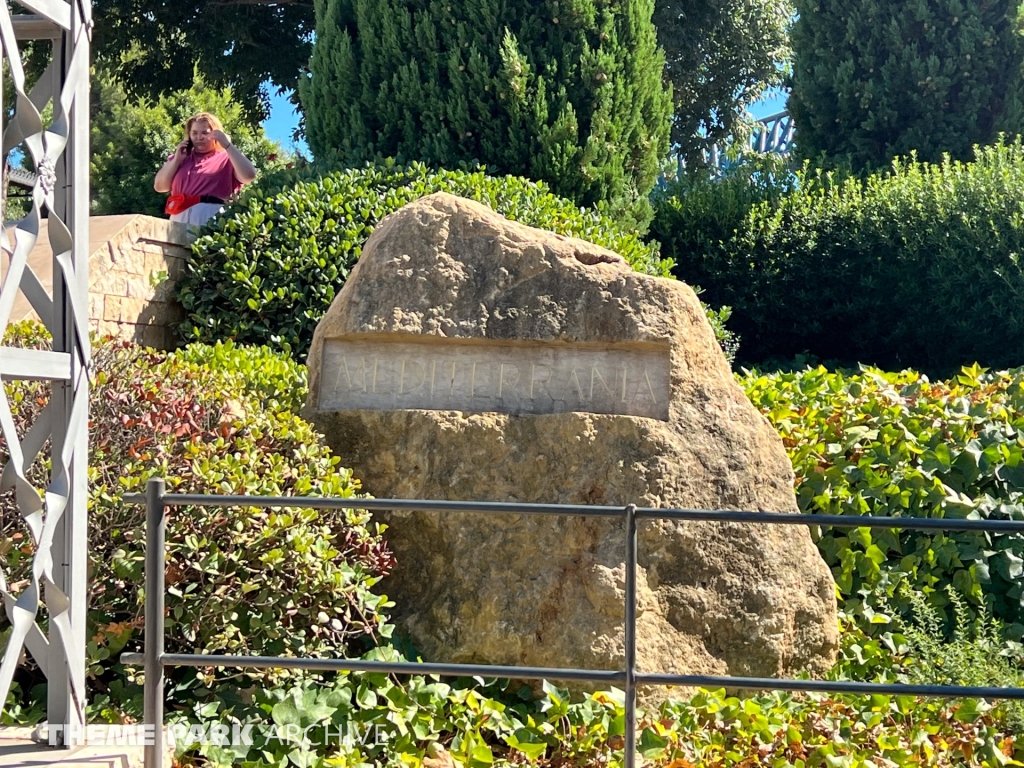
[298,0,672,227]
[4,325,1024,765]
[743,363,1024,638]
[173,672,1024,766]
[653,0,791,165]
[178,162,737,361]
[92,3,311,122]
[649,152,796,255]
[0,330,392,719]
[90,67,284,217]
[788,0,1024,171]
[652,142,1024,374]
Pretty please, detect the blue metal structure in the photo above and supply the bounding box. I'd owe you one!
[660,110,795,185]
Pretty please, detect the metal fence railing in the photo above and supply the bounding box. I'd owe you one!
[121,477,1024,768]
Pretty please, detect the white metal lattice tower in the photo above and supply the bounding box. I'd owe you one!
[0,0,90,744]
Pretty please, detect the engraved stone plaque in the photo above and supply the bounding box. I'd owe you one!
[319,338,671,420]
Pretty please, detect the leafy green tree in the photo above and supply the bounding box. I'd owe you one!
[92,0,312,121]
[789,0,1024,171]
[653,0,792,165]
[90,67,284,218]
[298,0,672,227]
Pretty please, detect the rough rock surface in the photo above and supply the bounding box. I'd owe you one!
[306,193,838,683]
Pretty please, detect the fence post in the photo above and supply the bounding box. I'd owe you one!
[624,504,638,768]
[144,478,166,768]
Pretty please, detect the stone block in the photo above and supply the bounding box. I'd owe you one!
[140,324,167,349]
[124,277,156,300]
[143,251,171,275]
[139,220,192,249]
[150,279,177,303]
[88,293,104,321]
[109,296,149,323]
[165,255,186,281]
[306,194,839,694]
[91,272,130,297]
[103,242,119,268]
[113,245,147,276]
[93,319,125,339]
[102,295,122,322]
[140,301,177,327]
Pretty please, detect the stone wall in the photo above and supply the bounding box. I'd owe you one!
[8,214,191,350]
[87,215,191,349]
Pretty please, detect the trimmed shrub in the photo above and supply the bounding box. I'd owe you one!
[299,0,672,227]
[789,0,1024,172]
[653,142,1024,375]
[649,153,797,259]
[178,162,738,362]
[0,330,392,718]
[742,362,1024,637]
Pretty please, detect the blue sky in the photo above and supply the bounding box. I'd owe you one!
[749,88,788,119]
[261,87,792,154]
[262,89,306,153]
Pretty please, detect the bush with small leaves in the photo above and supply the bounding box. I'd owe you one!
[178,162,739,363]
[0,329,392,719]
[656,142,1024,374]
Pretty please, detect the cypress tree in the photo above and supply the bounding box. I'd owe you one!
[789,0,1024,171]
[299,0,672,226]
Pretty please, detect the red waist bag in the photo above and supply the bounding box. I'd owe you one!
[164,193,201,215]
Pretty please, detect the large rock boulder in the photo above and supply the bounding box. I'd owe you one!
[305,193,838,684]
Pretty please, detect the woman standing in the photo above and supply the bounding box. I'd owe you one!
[154,112,257,226]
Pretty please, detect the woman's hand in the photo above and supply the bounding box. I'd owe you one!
[218,131,258,184]
[155,142,189,193]
[212,129,232,149]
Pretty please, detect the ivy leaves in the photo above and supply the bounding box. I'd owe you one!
[743,363,1024,636]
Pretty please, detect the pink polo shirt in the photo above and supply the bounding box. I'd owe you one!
[170,149,243,201]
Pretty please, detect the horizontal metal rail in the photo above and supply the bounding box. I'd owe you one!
[121,491,1024,532]
[657,110,795,185]
[117,652,1024,701]
[120,653,627,684]
[639,675,1024,700]
[123,480,1024,768]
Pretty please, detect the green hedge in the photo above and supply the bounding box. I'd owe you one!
[653,143,1024,375]
[742,362,1024,638]
[177,162,738,362]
